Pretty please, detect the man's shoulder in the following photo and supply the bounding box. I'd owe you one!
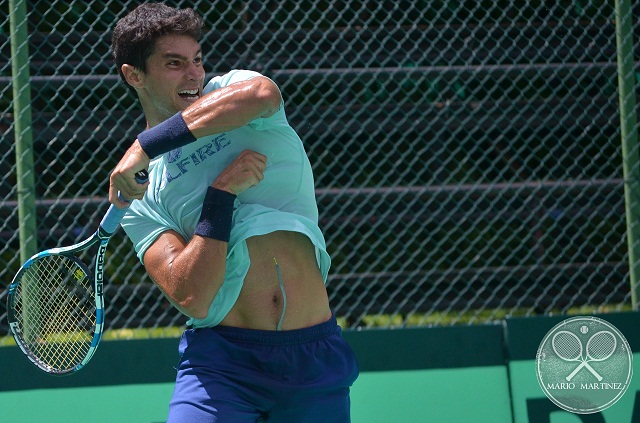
[205,69,264,92]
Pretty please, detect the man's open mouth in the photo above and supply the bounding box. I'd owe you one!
[179,89,199,100]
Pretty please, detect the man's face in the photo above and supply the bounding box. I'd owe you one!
[138,34,206,125]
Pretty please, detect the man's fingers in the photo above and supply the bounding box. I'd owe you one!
[109,183,129,209]
[245,150,267,174]
[109,172,148,208]
[108,140,151,207]
[211,150,268,195]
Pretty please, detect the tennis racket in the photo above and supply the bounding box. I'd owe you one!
[551,330,602,381]
[566,330,616,382]
[6,170,148,375]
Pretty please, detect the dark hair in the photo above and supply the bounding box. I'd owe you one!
[111,3,204,95]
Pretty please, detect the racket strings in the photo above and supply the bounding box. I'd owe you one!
[552,332,582,360]
[14,255,95,371]
[586,332,616,360]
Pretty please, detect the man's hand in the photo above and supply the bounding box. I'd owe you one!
[212,150,267,195]
[109,140,151,208]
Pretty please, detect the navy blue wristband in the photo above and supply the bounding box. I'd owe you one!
[137,112,197,159]
[194,187,236,242]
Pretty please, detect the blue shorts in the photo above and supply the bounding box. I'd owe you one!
[167,314,359,422]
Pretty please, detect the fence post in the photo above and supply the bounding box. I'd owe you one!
[9,0,37,262]
[615,0,640,309]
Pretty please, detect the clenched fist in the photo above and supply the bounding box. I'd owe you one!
[211,150,267,195]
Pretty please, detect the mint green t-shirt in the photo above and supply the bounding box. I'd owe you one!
[121,70,331,328]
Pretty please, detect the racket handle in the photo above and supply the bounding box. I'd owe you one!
[100,170,149,236]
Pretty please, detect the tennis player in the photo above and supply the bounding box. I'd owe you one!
[109,3,358,422]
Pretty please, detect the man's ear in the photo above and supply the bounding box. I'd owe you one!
[121,64,144,89]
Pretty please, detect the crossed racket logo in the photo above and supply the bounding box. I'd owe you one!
[551,330,617,382]
[536,316,633,414]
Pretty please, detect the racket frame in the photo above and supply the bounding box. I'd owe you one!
[6,228,112,375]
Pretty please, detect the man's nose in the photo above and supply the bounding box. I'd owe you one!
[187,63,204,80]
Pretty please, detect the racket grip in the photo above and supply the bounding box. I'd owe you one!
[100,170,149,236]
[100,204,129,235]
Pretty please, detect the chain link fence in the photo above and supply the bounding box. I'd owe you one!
[0,1,638,335]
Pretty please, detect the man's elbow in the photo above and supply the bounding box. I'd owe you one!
[175,293,211,320]
[254,77,282,118]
